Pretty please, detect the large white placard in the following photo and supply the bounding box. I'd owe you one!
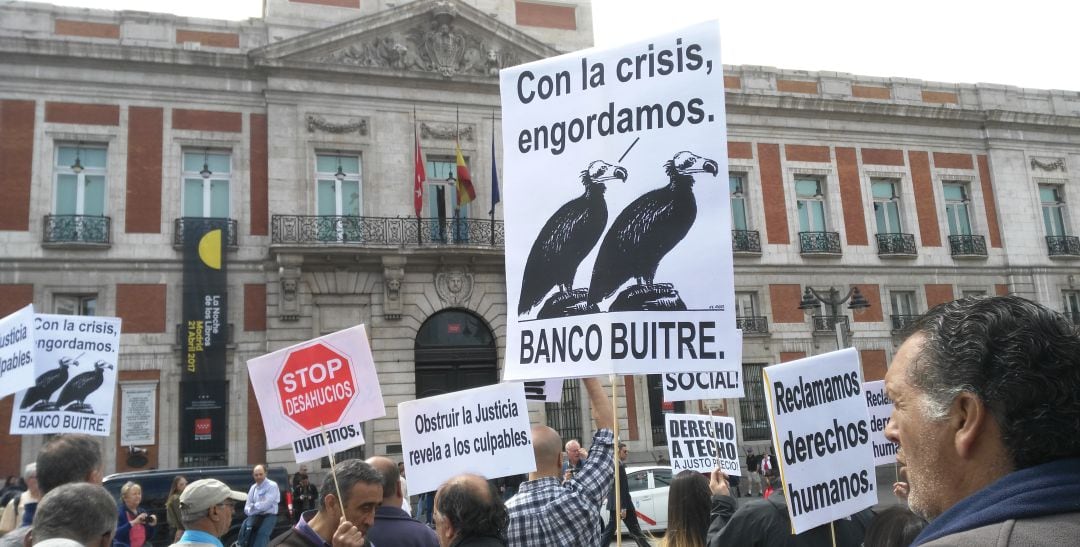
[863,380,898,466]
[523,379,563,402]
[0,304,35,399]
[292,423,366,464]
[500,21,742,381]
[120,384,156,446]
[247,324,385,450]
[399,382,535,495]
[763,348,877,534]
[10,314,122,436]
[665,413,741,475]
[663,370,743,402]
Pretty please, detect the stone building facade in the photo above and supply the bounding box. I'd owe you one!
[2,0,1080,476]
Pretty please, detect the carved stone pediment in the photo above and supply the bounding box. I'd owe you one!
[252,0,556,81]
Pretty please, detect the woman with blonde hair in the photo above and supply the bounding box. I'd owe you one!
[659,470,712,547]
[113,481,157,547]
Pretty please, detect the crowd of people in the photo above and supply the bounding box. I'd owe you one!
[1,295,1077,547]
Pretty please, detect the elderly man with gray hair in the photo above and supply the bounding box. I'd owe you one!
[171,479,247,547]
[27,483,116,547]
[0,463,38,534]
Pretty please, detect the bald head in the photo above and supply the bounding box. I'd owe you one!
[434,474,507,545]
[531,425,563,479]
[365,456,401,504]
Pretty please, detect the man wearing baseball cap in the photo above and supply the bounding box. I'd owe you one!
[171,479,247,547]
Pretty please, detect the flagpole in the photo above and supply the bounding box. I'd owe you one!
[414,106,422,245]
[490,109,496,245]
[455,106,460,224]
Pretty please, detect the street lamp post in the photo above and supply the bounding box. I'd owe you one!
[798,286,871,349]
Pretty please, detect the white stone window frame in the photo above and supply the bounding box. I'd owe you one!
[41,129,119,221]
[728,161,757,233]
[935,173,981,238]
[178,145,236,221]
[46,284,111,317]
[312,148,364,217]
[1034,178,1075,239]
[786,166,836,240]
[169,133,242,230]
[863,168,915,240]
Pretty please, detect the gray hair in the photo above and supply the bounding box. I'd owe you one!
[904,295,1080,469]
[23,463,36,479]
[36,434,102,494]
[31,483,116,545]
[316,459,383,510]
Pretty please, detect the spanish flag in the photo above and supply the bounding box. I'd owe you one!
[455,141,476,208]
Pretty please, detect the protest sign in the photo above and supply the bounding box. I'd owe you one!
[663,370,743,402]
[863,380,898,465]
[10,314,121,436]
[399,382,535,495]
[500,21,742,381]
[523,379,563,402]
[665,413,741,475]
[247,324,384,450]
[763,348,877,534]
[292,423,366,464]
[0,304,35,399]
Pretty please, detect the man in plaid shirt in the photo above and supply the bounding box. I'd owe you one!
[505,378,615,546]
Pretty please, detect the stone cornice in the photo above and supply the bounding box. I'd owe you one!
[0,35,253,70]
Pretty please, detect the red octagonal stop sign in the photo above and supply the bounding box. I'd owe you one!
[276,342,356,431]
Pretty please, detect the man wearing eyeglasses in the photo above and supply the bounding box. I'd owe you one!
[173,479,248,547]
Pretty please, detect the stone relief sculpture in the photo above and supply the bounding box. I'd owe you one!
[420,122,473,142]
[383,266,405,319]
[278,256,303,321]
[306,115,369,135]
[1031,157,1067,172]
[435,265,473,307]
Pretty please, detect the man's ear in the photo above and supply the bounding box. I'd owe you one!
[323,493,340,517]
[99,531,116,547]
[395,480,403,498]
[22,528,32,547]
[952,392,991,459]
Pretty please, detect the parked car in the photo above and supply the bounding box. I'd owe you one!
[600,465,672,533]
[103,466,293,547]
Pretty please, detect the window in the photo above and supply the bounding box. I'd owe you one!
[739,363,769,441]
[627,471,650,492]
[734,292,758,317]
[182,150,231,218]
[426,157,470,242]
[943,183,973,236]
[1040,185,1068,237]
[316,153,362,217]
[795,177,826,232]
[651,468,672,487]
[730,173,748,231]
[872,179,903,234]
[890,291,916,316]
[54,294,97,316]
[961,290,986,298]
[55,145,106,217]
[1064,291,1080,323]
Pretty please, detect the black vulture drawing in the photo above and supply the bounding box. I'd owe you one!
[20,356,79,411]
[518,160,628,318]
[54,360,113,413]
[588,151,718,311]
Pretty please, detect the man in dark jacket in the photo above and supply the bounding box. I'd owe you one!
[290,476,317,524]
[269,460,381,547]
[598,443,649,547]
[432,474,507,547]
[365,457,437,547]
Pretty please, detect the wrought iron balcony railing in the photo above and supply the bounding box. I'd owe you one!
[42,215,111,246]
[732,230,761,254]
[799,231,842,255]
[812,315,849,334]
[948,234,987,257]
[890,314,921,332]
[736,315,769,335]
[876,233,917,257]
[173,218,238,249]
[272,215,504,247]
[1046,235,1080,257]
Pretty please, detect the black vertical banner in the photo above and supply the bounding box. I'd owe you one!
[181,219,229,463]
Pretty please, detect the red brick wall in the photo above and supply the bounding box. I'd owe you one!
[777,80,818,94]
[836,147,868,245]
[172,109,242,133]
[116,284,167,333]
[933,152,973,170]
[724,76,741,90]
[861,148,905,166]
[114,370,161,472]
[852,284,882,323]
[784,144,830,163]
[515,1,576,30]
[758,143,789,244]
[45,102,119,126]
[995,284,1010,296]
[977,155,1002,248]
[922,91,958,104]
[780,351,806,363]
[247,379,267,464]
[860,350,888,381]
[925,284,955,308]
[908,151,941,247]
[250,114,268,236]
[0,284,33,316]
[54,19,119,39]
[0,100,35,231]
[244,284,266,332]
[176,30,240,49]
[126,107,163,234]
[770,284,805,323]
[728,141,753,160]
[624,376,638,441]
[852,85,891,100]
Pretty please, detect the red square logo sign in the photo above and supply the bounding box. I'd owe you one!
[447,323,462,334]
[194,418,212,439]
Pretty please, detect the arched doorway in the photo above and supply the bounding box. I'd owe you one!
[414,309,497,398]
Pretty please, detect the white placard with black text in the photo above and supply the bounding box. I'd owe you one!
[665,413,741,475]
[0,304,35,400]
[863,380,898,466]
[663,370,744,402]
